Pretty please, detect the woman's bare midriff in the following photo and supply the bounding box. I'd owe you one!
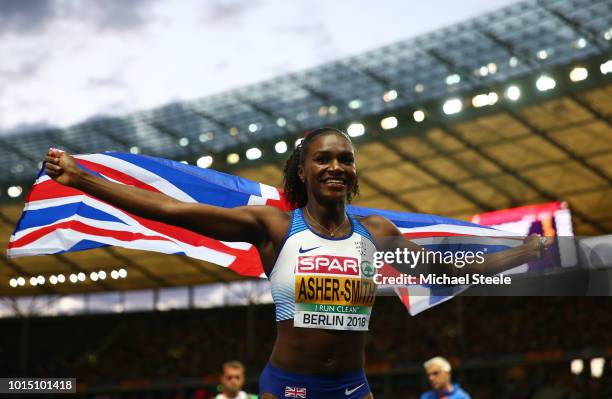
[269,320,366,374]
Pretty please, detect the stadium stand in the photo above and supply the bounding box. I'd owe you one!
[1,296,611,397]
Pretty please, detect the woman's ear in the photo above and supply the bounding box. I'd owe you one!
[298,164,305,183]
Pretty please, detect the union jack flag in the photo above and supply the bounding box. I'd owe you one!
[284,386,307,398]
[7,152,522,315]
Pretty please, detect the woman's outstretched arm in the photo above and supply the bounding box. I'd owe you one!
[363,214,547,277]
[44,149,282,245]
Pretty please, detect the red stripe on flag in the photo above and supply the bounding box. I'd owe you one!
[76,159,163,193]
[396,287,411,309]
[26,179,83,202]
[131,216,263,277]
[8,220,171,249]
[265,189,292,211]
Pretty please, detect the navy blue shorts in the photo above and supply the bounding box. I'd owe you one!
[259,362,371,399]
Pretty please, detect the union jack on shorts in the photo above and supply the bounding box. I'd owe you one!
[284,386,307,398]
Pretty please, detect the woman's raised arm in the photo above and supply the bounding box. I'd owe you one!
[44,149,280,245]
[363,213,547,277]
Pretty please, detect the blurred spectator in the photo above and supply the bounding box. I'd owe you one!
[420,356,470,399]
[215,360,248,399]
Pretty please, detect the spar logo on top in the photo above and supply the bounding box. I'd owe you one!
[297,255,361,276]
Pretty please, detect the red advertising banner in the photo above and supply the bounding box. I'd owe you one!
[472,201,576,268]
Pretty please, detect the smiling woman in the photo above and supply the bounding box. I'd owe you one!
[260,128,376,398]
[43,127,546,399]
[282,127,359,211]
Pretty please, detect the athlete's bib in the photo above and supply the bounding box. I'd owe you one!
[268,208,377,331]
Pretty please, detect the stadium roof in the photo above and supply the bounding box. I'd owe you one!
[1,0,612,297]
[1,0,610,186]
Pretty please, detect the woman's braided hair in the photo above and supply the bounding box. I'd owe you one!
[283,127,359,209]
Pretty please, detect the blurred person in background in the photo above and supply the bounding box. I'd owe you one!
[215,361,249,399]
[420,357,470,399]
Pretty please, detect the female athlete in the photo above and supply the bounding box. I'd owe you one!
[44,127,547,398]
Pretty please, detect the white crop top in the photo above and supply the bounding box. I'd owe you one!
[268,208,377,331]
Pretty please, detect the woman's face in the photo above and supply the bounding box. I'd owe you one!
[298,132,357,205]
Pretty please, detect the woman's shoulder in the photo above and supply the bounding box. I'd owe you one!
[358,214,401,237]
[243,205,292,253]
